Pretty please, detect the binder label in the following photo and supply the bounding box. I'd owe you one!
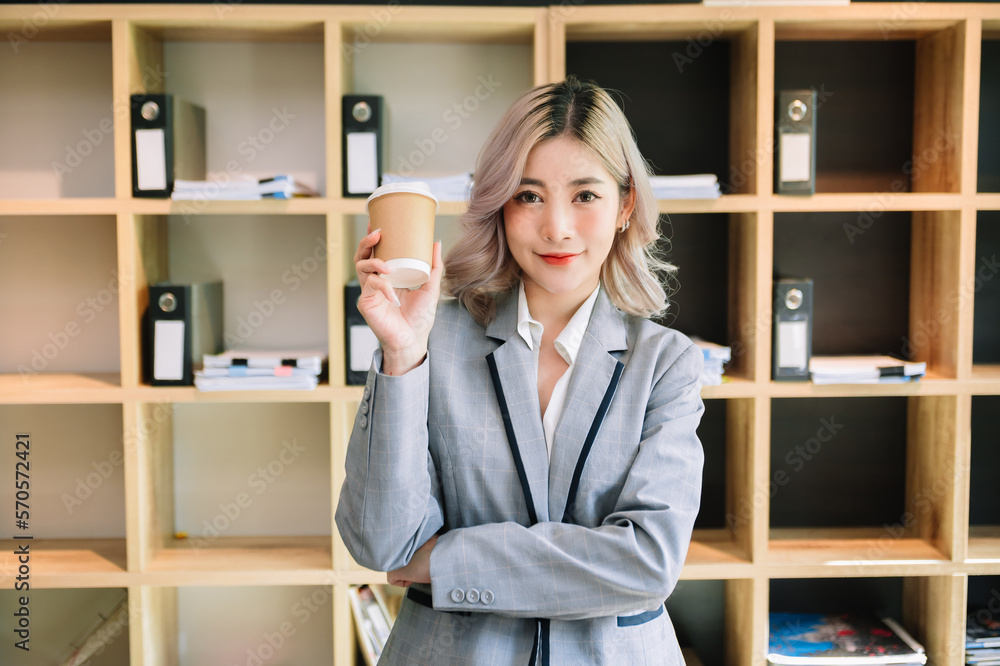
[349,325,379,372]
[780,133,811,183]
[346,132,379,194]
[135,128,168,191]
[777,320,808,370]
[153,320,185,380]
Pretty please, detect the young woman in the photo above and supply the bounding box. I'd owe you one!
[336,76,705,665]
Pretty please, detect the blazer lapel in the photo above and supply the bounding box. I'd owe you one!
[485,291,550,524]
[548,289,629,523]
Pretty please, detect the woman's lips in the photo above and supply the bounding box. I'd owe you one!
[539,253,579,266]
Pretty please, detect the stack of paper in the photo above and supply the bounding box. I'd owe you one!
[691,337,732,385]
[381,172,473,201]
[768,613,926,665]
[172,174,318,200]
[967,612,1000,665]
[194,349,325,390]
[649,174,721,199]
[809,356,926,384]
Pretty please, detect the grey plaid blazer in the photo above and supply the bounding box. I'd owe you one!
[336,286,705,665]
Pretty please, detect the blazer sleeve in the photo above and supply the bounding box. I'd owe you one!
[335,347,445,572]
[428,341,705,621]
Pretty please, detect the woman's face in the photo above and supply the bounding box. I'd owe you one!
[502,136,631,306]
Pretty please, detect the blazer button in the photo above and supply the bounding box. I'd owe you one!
[359,415,368,429]
[360,401,369,415]
[481,590,494,605]
[449,588,465,603]
[363,386,371,400]
[466,588,480,604]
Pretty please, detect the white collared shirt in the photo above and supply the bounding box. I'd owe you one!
[515,281,601,460]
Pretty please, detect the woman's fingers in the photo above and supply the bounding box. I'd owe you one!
[429,240,443,281]
[354,227,381,263]
[354,228,383,286]
[357,257,393,281]
[363,271,401,309]
[387,571,412,588]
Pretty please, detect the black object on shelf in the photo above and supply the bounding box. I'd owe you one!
[775,89,817,196]
[772,278,813,381]
[342,95,385,198]
[345,281,377,385]
[143,281,223,386]
[130,93,206,198]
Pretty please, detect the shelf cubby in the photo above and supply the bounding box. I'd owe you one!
[768,397,906,528]
[171,585,335,664]
[132,401,332,582]
[967,574,1000,625]
[768,575,965,665]
[973,211,1000,366]
[773,209,963,381]
[969,396,1000,564]
[657,212,760,386]
[774,212,913,355]
[563,21,758,197]
[0,404,127,587]
[340,22,536,189]
[658,213,730,355]
[688,399,756,575]
[773,21,964,196]
[767,396,960,570]
[125,214,330,390]
[126,19,327,198]
[0,21,115,200]
[0,216,121,383]
[0,587,130,665]
[980,33,1000,193]
[696,399,729,533]
[667,579,727,666]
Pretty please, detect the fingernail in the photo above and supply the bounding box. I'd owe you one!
[392,291,401,307]
[371,227,381,236]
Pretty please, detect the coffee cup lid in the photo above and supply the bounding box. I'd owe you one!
[366,182,439,213]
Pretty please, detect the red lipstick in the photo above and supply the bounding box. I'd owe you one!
[539,253,579,266]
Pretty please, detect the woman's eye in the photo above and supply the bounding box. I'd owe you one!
[577,191,599,203]
[515,192,540,204]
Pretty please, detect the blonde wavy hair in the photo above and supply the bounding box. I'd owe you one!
[443,76,674,326]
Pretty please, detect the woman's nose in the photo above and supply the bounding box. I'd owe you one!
[541,201,573,241]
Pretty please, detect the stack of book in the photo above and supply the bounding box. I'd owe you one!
[768,613,926,665]
[381,172,473,201]
[348,585,394,666]
[967,612,1000,665]
[193,349,325,391]
[692,337,732,385]
[809,356,926,385]
[172,174,318,200]
[649,174,721,199]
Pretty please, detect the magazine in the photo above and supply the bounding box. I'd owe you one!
[768,613,926,665]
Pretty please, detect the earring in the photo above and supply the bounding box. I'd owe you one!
[620,219,630,233]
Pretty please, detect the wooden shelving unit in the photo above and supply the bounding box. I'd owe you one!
[1,3,999,664]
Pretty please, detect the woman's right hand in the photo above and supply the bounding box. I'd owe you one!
[355,227,443,376]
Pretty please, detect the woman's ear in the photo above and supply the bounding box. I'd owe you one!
[619,184,636,229]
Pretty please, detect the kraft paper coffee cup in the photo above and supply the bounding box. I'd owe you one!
[366,182,439,289]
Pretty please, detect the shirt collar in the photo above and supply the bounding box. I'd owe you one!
[515,281,601,366]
